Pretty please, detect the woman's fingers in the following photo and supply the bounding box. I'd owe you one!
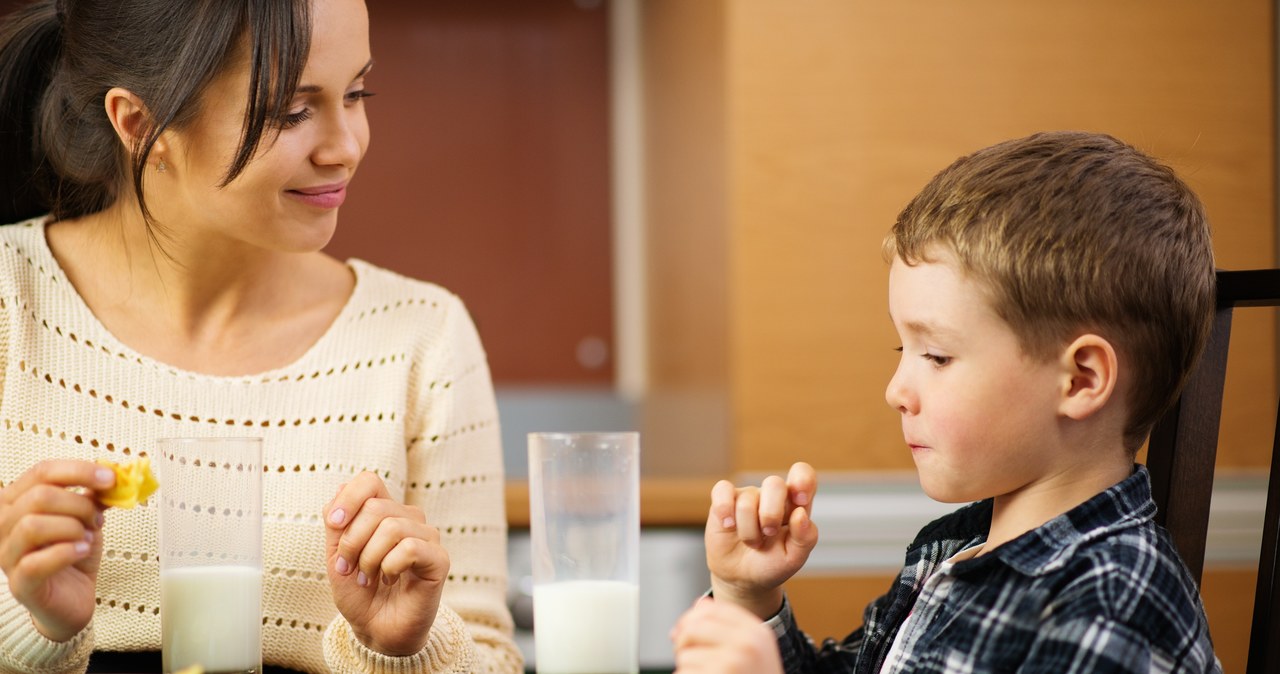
[378,535,449,586]
[332,498,391,578]
[325,472,390,532]
[353,514,436,586]
[4,484,101,531]
[0,513,95,570]
[6,540,93,600]
[1,461,114,505]
[324,472,396,577]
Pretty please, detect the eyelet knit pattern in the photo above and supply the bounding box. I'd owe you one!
[0,219,520,674]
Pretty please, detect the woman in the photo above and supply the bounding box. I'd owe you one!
[0,1,520,672]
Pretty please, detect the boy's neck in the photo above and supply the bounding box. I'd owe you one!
[982,451,1133,554]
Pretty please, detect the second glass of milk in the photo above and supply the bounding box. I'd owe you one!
[528,432,640,674]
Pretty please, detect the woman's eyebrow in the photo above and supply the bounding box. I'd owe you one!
[295,59,375,94]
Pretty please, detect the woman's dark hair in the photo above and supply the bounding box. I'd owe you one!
[0,0,312,225]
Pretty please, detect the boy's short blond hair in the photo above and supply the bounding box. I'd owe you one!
[886,131,1216,451]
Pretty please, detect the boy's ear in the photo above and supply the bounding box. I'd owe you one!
[1057,333,1119,420]
[102,87,169,163]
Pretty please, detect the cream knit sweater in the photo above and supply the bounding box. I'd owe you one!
[0,219,521,674]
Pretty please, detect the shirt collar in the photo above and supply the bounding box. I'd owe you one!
[958,464,1157,577]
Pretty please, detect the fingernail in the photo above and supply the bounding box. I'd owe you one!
[95,468,114,487]
[74,541,90,555]
[763,526,778,537]
[84,530,94,543]
[335,557,350,575]
[722,517,735,529]
[794,492,809,505]
[356,571,368,587]
[95,512,105,529]
[328,508,345,526]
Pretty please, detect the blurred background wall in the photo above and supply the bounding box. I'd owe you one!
[330,1,1274,668]
[637,3,1274,672]
[1,0,1273,671]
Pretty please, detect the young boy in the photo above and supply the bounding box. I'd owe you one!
[670,131,1222,673]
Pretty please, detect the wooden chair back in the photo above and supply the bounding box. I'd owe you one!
[1147,268,1280,674]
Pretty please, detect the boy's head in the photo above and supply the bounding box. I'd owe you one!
[886,131,1215,451]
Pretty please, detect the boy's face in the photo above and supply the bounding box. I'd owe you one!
[886,248,1066,504]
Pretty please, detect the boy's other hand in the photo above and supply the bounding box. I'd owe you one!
[705,462,818,619]
[671,596,784,674]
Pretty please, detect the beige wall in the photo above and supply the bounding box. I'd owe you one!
[643,2,1275,671]
[645,0,1275,474]
[641,0,732,478]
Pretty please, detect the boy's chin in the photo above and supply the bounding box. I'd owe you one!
[917,475,980,504]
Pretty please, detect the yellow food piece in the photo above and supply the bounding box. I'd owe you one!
[96,457,160,508]
[173,665,204,674]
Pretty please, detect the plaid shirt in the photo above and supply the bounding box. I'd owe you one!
[770,466,1222,673]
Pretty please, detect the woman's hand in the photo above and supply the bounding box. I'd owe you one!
[324,471,449,656]
[0,460,111,642]
[671,596,784,674]
[704,462,819,619]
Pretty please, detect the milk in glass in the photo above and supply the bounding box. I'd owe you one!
[533,580,639,674]
[161,565,263,674]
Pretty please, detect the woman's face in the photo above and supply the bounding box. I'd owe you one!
[154,0,372,254]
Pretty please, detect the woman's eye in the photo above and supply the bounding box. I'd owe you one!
[345,89,376,104]
[279,108,313,129]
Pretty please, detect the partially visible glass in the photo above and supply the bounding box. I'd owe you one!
[528,432,640,674]
[157,437,263,674]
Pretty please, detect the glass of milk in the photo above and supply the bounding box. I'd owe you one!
[157,438,264,674]
[528,432,640,674]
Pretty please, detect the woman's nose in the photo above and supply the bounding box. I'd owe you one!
[313,110,367,168]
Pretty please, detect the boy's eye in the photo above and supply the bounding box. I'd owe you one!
[894,346,949,367]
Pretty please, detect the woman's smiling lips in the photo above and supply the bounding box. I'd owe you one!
[286,182,347,209]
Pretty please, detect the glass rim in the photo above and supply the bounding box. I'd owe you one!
[526,431,638,441]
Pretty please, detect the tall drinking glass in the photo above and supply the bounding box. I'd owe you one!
[157,438,264,674]
[528,432,640,674]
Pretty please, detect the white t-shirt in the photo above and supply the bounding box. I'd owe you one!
[878,543,985,674]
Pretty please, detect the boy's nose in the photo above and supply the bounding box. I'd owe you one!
[885,366,914,414]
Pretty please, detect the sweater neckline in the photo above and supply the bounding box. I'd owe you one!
[28,217,369,383]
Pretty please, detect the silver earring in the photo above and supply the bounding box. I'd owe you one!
[157,159,167,173]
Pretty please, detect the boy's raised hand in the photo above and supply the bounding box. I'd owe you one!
[705,462,818,619]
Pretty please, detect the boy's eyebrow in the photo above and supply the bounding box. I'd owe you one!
[900,319,955,339]
[295,59,375,94]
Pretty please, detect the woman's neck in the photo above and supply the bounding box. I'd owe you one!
[45,205,354,376]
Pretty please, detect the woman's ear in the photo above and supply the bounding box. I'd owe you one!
[102,87,168,163]
[1058,333,1119,421]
